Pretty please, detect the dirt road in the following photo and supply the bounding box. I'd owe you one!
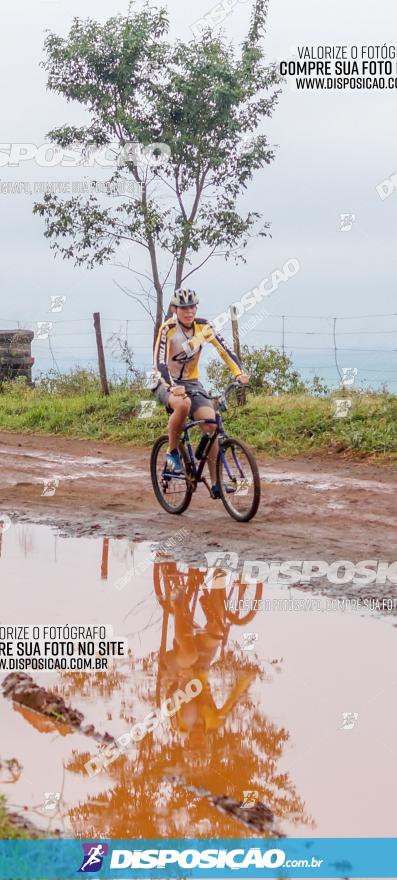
[1,431,396,579]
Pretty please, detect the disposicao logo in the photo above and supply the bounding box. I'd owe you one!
[78,843,109,873]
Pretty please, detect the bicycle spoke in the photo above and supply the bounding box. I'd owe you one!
[150,436,193,515]
[218,440,259,520]
[158,452,186,498]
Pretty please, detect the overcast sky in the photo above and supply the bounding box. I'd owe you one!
[1,0,396,386]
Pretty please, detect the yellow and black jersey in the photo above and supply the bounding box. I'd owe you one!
[153,317,242,383]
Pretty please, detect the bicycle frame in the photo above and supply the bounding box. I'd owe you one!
[181,411,224,487]
[164,381,247,490]
[182,416,246,490]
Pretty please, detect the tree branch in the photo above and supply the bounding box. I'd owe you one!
[113,279,156,322]
[181,246,219,281]
[113,261,155,287]
[161,254,176,292]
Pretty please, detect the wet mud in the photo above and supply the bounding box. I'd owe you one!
[0,432,397,841]
[2,673,116,745]
[0,432,396,584]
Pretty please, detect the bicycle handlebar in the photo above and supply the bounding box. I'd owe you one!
[224,379,245,397]
[189,379,246,404]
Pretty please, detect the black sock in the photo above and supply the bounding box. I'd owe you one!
[170,448,178,455]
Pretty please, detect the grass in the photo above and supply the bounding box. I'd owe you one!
[0,795,32,839]
[0,375,396,460]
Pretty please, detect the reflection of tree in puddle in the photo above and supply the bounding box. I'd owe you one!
[63,563,312,837]
[59,668,128,704]
[17,525,34,558]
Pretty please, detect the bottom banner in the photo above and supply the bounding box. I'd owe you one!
[0,837,396,879]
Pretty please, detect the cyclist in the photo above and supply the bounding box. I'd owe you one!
[151,288,249,498]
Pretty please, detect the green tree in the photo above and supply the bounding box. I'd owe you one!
[33,0,281,342]
[208,344,309,394]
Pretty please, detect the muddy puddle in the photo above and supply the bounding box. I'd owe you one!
[0,444,144,486]
[0,522,396,840]
[260,469,396,494]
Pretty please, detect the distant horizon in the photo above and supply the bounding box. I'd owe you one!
[1,0,396,391]
[1,303,396,391]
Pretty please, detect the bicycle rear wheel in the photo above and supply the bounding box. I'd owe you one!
[216,437,260,522]
[150,435,193,515]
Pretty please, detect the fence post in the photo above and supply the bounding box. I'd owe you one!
[101,537,109,580]
[229,305,246,404]
[332,316,343,385]
[93,312,109,396]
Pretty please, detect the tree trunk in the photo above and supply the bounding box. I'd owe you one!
[153,282,164,349]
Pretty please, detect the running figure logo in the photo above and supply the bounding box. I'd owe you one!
[78,844,108,873]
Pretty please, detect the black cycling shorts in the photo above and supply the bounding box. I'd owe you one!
[154,379,213,417]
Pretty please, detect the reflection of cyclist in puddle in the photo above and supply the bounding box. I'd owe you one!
[156,561,256,749]
[67,562,309,838]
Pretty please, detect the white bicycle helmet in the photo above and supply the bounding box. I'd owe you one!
[171,288,199,308]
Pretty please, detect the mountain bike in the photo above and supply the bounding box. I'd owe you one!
[153,561,264,625]
[153,562,264,706]
[150,381,260,522]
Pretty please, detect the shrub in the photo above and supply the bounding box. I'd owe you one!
[207,344,329,395]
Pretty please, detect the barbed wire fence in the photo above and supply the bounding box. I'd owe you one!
[1,311,397,387]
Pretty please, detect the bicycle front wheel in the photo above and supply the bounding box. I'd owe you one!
[216,438,261,522]
[224,579,264,624]
[150,435,193,515]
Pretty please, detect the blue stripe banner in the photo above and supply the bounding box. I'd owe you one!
[0,838,396,878]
